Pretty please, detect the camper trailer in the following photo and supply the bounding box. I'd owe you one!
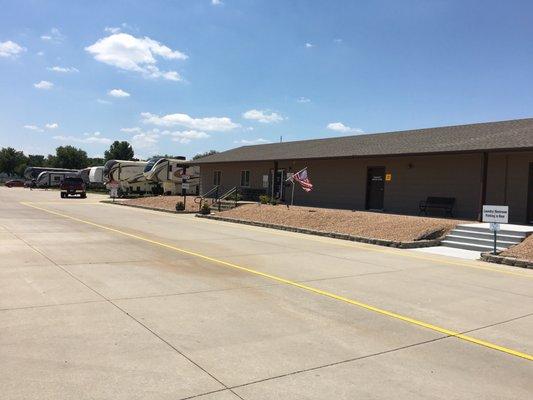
[36,170,80,188]
[88,166,105,187]
[103,159,155,196]
[24,166,80,185]
[143,157,200,195]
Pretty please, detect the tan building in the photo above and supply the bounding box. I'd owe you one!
[193,118,533,224]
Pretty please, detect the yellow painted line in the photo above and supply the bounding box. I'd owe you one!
[21,201,533,362]
[23,202,103,205]
[193,214,533,279]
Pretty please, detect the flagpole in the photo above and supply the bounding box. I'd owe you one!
[291,180,295,206]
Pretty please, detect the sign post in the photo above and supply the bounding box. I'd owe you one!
[482,205,509,255]
[108,180,119,202]
[181,166,188,210]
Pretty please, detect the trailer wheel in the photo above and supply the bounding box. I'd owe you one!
[81,193,86,199]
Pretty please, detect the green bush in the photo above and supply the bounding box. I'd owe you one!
[259,195,270,204]
[227,192,242,201]
[199,202,211,215]
[269,198,278,206]
[175,201,185,211]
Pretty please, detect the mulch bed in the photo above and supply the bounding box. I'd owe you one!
[115,195,206,213]
[500,235,533,263]
[216,204,470,242]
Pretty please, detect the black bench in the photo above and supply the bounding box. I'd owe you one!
[419,197,455,217]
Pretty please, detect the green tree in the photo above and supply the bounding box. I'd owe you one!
[192,150,219,160]
[0,147,27,176]
[26,154,46,166]
[52,146,88,169]
[87,157,105,167]
[104,141,134,161]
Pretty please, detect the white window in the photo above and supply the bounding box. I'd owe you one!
[240,170,250,187]
[213,170,221,186]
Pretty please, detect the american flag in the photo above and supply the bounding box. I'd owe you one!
[292,168,313,192]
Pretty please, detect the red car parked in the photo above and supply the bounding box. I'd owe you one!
[5,179,25,188]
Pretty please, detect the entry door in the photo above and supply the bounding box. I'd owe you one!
[527,163,533,224]
[366,167,385,210]
[270,169,286,200]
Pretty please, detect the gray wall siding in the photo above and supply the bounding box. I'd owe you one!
[198,151,533,222]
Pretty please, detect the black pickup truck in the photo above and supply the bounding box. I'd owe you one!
[60,177,87,198]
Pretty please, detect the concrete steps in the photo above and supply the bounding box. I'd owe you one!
[441,224,529,252]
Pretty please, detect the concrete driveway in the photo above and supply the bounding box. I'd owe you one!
[1,187,532,399]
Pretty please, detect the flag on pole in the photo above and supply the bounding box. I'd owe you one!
[292,167,313,192]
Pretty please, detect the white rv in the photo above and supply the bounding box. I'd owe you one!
[143,157,200,195]
[103,160,155,196]
[89,166,104,184]
[36,170,80,188]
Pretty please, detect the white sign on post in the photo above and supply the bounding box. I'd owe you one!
[110,187,118,198]
[181,182,190,190]
[482,205,509,223]
[489,222,500,232]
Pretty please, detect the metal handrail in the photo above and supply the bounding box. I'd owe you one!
[194,185,219,205]
[214,186,238,211]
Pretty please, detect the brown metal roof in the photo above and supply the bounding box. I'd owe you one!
[193,118,533,164]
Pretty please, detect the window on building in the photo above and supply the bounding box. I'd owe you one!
[213,170,221,186]
[240,170,250,187]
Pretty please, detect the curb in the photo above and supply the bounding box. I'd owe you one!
[195,214,441,249]
[101,200,198,214]
[480,253,533,269]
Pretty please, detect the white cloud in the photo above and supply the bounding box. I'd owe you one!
[85,33,187,81]
[162,129,210,144]
[53,133,112,144]
[326,122,364,134]
[45,123,58,129]
[108,88,130,98]
[24,125,44,132]
[0,40,26,58]
[120,127,141,133]
[297,97,311,103]
[132,132,159,148]
[34,80,54,90]
[212,0,223,5]
[242,109,284,124]
[40,28,65,43]
[305,43,314,48]
[48,66,78,73]
[141,112,239,131]
[234,138,270,145]
[104,27,121,34]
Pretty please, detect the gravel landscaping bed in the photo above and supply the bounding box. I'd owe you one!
[115,195,205,213]
[215,204,470,242]
[499,235,533,263]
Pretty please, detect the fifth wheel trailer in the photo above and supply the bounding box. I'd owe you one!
[143,157,200,195]
[103,159,156,196]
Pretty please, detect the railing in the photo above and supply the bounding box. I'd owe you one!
[214,186,238,212]
[194,185,219,209]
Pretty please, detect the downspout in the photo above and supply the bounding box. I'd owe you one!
[478,152,488,221]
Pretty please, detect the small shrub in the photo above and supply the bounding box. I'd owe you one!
[269,198,278,206]
[175,201,185,211]
[199,202,211,215]
[259,195,270,204]
[227,193,242,201]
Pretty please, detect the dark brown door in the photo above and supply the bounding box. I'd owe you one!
[366,167,385,210]
[527,163,533,224]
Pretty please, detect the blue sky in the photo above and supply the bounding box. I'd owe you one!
[1,0,533,159]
